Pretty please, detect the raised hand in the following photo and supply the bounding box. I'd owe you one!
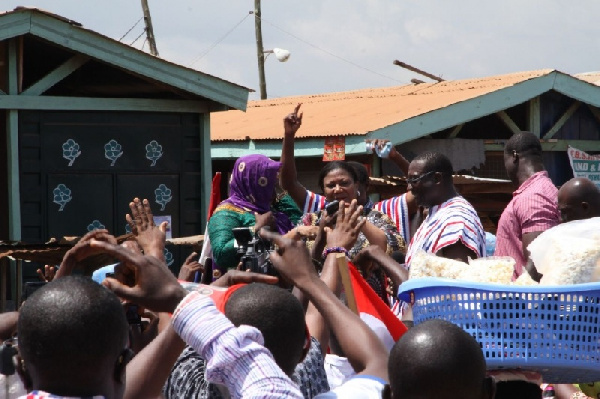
[326,200,365,250]
[178,252,203,282]
[283,103,303,136]
[259,229,316,286]
[126,198,167,260]
[95,240,187,313]
[56,229,118,279]
[36,265,57,282]
[254,211,275,232]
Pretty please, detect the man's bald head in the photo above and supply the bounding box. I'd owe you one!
[387,319,493,399]
[558,177,600,223]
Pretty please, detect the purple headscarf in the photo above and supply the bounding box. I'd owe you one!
[222,154,293,234]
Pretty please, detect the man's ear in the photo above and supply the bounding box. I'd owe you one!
[484,376,496,399]
[382,384,392,399]
[15,354,33,391]
[581,201,590,212]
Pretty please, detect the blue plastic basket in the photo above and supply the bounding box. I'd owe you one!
[398,278,600,383]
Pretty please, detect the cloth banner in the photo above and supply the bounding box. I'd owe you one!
[567,146,600,189]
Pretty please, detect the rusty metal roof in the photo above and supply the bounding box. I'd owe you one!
[212,69,555,141]
[575,72,600,86]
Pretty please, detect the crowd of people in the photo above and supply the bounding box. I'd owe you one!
[1,104,600,399]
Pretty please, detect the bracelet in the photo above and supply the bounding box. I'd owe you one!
[322,246,350,260]
[571,393,592,399]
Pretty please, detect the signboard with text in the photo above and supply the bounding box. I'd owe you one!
[567,146,600,188]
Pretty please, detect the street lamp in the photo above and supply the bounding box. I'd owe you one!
[254,0,290,99]
[264,48,291,62]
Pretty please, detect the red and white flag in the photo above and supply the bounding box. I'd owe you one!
[347,262,408,351]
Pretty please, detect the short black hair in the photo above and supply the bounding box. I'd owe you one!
[347,161,369,186]
[224,283,306,375]
[504,131,542,158]
[18,276,128,383]
[412,152,454,180]
[389,319,487,399]
[318,161,358,191]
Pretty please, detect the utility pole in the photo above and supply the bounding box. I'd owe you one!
[254,0,267,99]
[141,0,159,56]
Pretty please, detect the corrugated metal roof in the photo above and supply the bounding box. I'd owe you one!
[575,72,600,86]
[212,69,554,141]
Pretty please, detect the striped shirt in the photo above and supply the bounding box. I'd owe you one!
[494,171,559,278]
[172,291,303,398]
[373,194,411,242]
[405,196,486,269]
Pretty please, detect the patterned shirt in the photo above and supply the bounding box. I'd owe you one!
[373,193,411,243]
[494,171,559,278]
[406,196,486,269]
[172,291,303,398]
[164,337,330,399]
[18,392,104,399]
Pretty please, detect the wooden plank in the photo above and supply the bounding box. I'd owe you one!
[495,111,522,135]
[0,95,210,112]
[0,11,31,42]
[28,11,249,110]
[211,136,365,159]
[554,72,600,108]
[587,105,600,125]
[485,140,600,152]
[199,113,212,231]
[447,123,464,139]
[528,96,541,137]
[542,101,581,139]
[7,39,21,241]
[21,54,89,95]
[336,254,358,315]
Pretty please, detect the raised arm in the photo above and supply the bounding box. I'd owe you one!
[280,103,308,209]
[261,216,389,381]
[305,200,365,354]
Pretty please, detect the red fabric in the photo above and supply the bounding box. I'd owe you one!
[207,172,222,219]
[348,262,408,342]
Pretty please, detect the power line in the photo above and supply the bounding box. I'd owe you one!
[257,15,407,85]
[188,12,253,67]
[130,28,147,46]
[119,17,143,42]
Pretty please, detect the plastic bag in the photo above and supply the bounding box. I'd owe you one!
[528,217,600,285]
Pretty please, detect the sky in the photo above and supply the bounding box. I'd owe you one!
[4,0,600,100]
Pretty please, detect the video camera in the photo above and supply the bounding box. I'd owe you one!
[232,226,277,276]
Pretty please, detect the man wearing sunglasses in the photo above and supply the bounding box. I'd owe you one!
[404,152,486,269]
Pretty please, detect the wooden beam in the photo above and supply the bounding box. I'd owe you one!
[542,101,580,139]
[447,123,464,139]
[495,111,521,135]
[587,104,600,125]
[211,135,365,159]
[21,54,89,95]
[0,95,209,113]
[7,39,21,241]
[528,96,541,137]
[199,113,212,231]
[485,139,600,152]
[553,73,600,108]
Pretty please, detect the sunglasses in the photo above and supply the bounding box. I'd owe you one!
[406,171,436,185]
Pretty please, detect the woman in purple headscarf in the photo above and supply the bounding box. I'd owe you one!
[207,154,302,270]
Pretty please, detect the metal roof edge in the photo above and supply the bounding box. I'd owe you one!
[0,8,249,111]
[368,71,559,145]
[553,71,600,108]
